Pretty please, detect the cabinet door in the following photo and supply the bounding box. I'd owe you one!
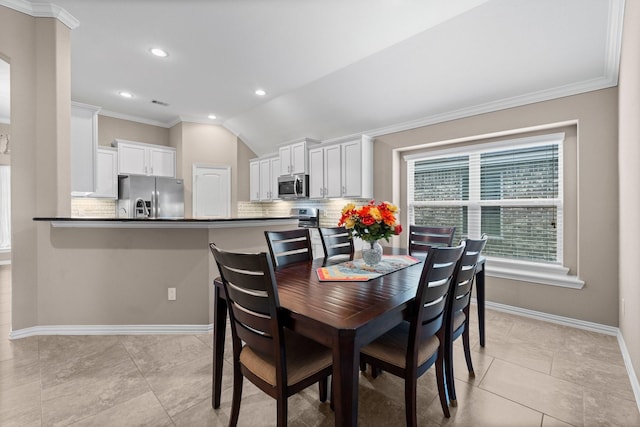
[70,103,99,195]
[93,148,117,198]
[259,159,272,200]
[308,148,324,199]
[149,147,175,177]
[324,145,342,198]
[270,157,281,200]
[342,140,362,197]
[290,141,307,174]
[249,161,260,201]
[118,143,148,175]
[279,145,292,175]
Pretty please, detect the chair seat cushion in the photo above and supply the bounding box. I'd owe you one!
[240,329,332,387]
[360,321,440,369]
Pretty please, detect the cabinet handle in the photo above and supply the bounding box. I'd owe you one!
[150,167,154,174]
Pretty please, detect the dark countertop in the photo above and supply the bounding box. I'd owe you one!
[33,216,299,229]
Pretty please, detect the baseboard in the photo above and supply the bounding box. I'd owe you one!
[475,299,640,413]
[9,323,213,340]
[617,331,640,413]
[480,299,618,335]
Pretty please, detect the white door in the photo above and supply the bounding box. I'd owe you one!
[193,165,230,218]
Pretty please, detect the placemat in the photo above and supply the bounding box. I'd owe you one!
[316,255,421,282]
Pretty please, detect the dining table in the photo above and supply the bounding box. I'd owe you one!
[211,248,486,427]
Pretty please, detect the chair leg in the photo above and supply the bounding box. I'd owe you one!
[371,365,382,378]
[435,351,451,418]
[229,366,243,427]
[360,360,367,372]
[445,332,457,407]
[276,392,288,427]
[405,372,418,427]
[462,325,475,378]
[319,376,328,402]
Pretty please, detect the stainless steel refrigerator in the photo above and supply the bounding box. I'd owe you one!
[117,175,184,219]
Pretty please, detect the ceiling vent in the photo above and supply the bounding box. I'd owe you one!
[151,99,169,106]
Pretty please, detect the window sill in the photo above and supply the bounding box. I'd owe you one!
[484,256,584,289]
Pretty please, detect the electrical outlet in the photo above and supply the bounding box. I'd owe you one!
[168,287,177,301]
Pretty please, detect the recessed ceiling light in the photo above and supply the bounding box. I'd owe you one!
[208,114,217,120]
[119,91,133,98]
[150,48,168,58]
[255,89,266,96]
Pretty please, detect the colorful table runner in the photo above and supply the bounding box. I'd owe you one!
[316,255,421,282]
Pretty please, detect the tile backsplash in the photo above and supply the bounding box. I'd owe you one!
[71,198,117,218]
[237,198,370,227]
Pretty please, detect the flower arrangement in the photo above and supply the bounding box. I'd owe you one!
[338,200,403,243]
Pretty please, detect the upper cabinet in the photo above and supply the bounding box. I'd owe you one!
[70,102,101,196]
[92,147,118,198]
[309,135,373,199]
[279,138,318,175]
[113,139,176,178]
[250,156,280,201]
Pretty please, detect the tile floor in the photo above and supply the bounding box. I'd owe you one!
[1,264,639,426]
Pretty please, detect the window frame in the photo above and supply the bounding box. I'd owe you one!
[405,132,584,289]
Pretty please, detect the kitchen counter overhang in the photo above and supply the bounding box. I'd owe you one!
[33,216,298,229]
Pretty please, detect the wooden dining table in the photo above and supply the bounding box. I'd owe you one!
[211,248,486,427]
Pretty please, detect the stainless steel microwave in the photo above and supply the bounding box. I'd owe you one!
[277,174,309,199]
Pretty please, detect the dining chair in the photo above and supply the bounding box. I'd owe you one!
[359,243,465,424]
[209,243,333,427]
[408,225,456,257]
[444,235,487,407]
[264,229,313,269]
[318,226,354,261]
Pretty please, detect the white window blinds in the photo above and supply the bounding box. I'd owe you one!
[407,133,563,264]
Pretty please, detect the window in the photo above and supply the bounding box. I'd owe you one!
[407,133,563,265]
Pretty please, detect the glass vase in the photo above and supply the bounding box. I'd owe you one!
[362,240,383,266]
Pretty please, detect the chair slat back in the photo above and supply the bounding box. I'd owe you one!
[265,229,313,269]
[408,225,456,257]
[318,227,354,260]
[450,237,487,314]
[414,244,465,337]
[209,243,281,358]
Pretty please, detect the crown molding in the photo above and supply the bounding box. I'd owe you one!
[98,109,174,128]
[0,0,79,29]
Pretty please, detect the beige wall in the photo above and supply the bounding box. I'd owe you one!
[237,138,256,202]
[618,0,640,388]
[97,115,170,147]
[1,7,71,329]
[375,88,619,327]
[172,122,240,218]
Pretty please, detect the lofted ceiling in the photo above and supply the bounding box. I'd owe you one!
[6,0,625,156]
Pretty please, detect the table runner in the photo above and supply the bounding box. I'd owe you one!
[316,255,421,282]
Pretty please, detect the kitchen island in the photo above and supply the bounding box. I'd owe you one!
[15,217,299,339]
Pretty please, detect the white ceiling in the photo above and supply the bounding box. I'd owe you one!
[4,0,624,156]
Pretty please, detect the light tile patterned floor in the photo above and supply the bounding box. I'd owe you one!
[1,264,639,426]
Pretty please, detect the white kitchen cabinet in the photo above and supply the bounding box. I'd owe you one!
[309,145,341,199]
[92,147,118,198]
[114,139,176,178]
[308,136,373,199]
[250,156,280,201]
[249,160,260,201]
[279,138,318,175]
[70,102,100,196]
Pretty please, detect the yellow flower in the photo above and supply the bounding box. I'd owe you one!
[344,217,355,229]
[385,202,399,213]
[341,203,355,214]
[369,207,382,221]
